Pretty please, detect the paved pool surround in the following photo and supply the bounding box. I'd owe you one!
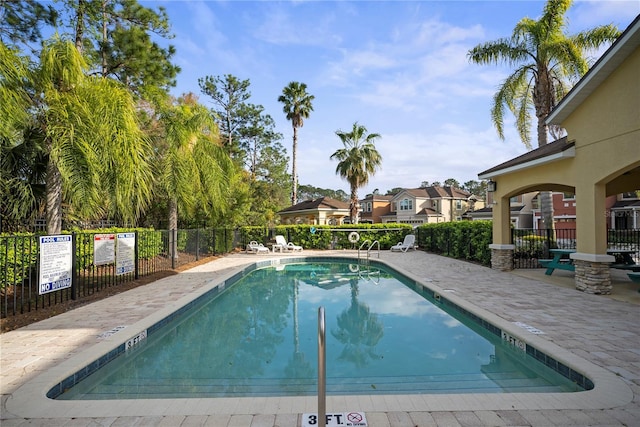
[1,250,638,426]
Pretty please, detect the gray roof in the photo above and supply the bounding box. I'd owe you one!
[397,186,472,200]
[277,197,349,214]
[478,137,572,178]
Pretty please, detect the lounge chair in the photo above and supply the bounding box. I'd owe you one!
[275,235,303,252]
[246,241,270,254]
[390,234,416,252]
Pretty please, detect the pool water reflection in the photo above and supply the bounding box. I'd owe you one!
[58,261,582,399]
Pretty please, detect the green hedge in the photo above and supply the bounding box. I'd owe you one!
[0,228,165,290]
[415,221,492,266]
[272,224,413,250]
[0,233,39,290]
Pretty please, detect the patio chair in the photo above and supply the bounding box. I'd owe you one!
[246,241,270,254]
[275,235,303,252]
[390,234,416,252]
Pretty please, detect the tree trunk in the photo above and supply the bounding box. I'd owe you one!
[350,185,359,224]
[101,0,108,77]
[75,0,86,53]
[45,157,63,235]
[291,126,298,205]
[169,197,178,262]
[535,68,554,231]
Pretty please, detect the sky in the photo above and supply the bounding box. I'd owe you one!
[155,0,639,197]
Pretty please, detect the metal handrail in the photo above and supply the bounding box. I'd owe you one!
[357,239,371,260]
[318,306,326,427]
[368,240,380,258]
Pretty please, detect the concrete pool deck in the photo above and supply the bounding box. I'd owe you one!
[1,250,639,426]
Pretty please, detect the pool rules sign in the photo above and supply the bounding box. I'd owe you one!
[303,412,367,427]
[39,235,73,295]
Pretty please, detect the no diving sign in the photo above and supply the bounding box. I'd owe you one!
[302,412,367,427]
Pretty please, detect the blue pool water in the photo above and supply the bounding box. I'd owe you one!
[56,259,585,399]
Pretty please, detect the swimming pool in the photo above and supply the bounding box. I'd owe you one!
[52,258,588,400]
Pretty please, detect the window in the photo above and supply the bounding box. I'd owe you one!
[456,200,462,210]
[622,191,639,199]
[399,199,413,211]
[563,193,575,200]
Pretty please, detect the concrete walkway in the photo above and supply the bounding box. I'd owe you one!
[1,250,639,426]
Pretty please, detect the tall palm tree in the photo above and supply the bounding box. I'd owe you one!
[331,122,382,224]
[467,0,619,229]
[277,81,314,205]
[156,93,234,234]
[36,37,153,234]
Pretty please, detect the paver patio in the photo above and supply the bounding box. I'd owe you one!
[1,250,639,426]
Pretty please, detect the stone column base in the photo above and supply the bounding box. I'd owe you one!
[489,245,514,271]
[574,260,612,294]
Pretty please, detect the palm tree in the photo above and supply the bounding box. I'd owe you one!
[331,122,382,224]
[155,93,233,257]
[0,42,41,228]
[277,81,314,205]
[467,0,619,229]
[36,37,153,234]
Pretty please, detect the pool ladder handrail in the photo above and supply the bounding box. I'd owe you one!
[318,307,326,427]
[358,266,381,284]
[357,239,380,263]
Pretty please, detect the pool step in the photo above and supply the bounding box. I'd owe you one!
[78,371,573,399]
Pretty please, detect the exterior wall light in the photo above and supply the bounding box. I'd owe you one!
[487,180,497,192]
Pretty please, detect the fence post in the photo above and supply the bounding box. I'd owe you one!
[195,228,200,261]
[171,229,177,270]
[134,231,139,280]
[71,232,77,301]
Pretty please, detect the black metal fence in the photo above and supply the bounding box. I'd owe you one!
[3,226,638,319]
[512,228,640,268]
[1,228,237,319]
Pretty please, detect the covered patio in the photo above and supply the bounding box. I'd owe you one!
[479,16,640,294]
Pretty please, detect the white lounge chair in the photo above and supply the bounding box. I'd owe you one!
[275,235,303,252]
[390,234,416,252]
[246,241,270,254]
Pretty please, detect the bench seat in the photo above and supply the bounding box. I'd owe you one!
[611,264,640,271]
[539,259,572,266]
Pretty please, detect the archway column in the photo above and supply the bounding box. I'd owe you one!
[489,193,515,271]
[570,182,614,294]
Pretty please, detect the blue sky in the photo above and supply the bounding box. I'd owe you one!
[158,1,638,196]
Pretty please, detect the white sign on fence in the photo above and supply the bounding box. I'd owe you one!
[116,233,135,275]
[302,413,367,427]
[39,235,73,295]
[94,233,115,266]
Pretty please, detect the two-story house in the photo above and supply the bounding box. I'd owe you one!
[380,186,480,226]
[359,194,392,224]
[468,192,536,229]
[531,191,638,230]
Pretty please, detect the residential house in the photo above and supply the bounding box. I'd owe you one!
[468,192,536,229]
[529,192,634,230]
[359,194,392,224]
[277,197,350,225]
[609,191,640,229]
[380,186,482,226]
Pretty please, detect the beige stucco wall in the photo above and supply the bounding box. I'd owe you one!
[562,44,640,256]
[489,43,640,258]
